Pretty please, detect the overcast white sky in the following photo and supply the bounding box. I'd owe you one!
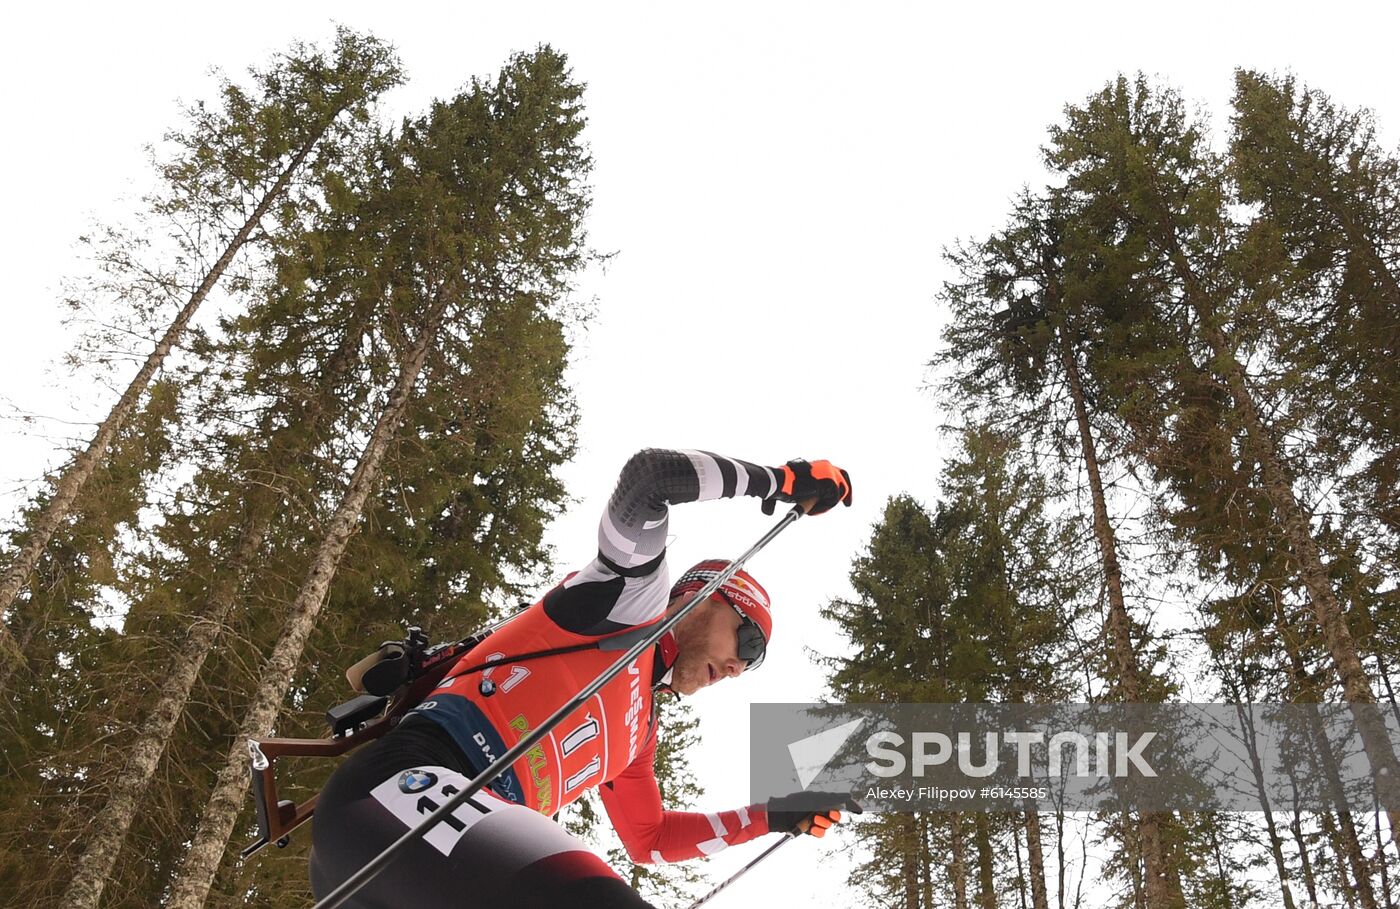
[3,2,1399,904]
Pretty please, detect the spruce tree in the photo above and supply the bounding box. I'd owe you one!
[162,46,595,909]
[824,494,953,908]
[939,189,1189,907]
[1230,71,1400,528]
[0,30,402,675]
[0,385,178,902]
[937,426,1079,909]
[1045,73,1400,839]
[823,425,1081,908]
[1203,614,1301,909]
[56,233,386,909]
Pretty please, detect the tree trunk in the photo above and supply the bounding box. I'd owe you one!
[1295,824,1321,909]
[164,295,447,909]
[975,812,996,909]
[901,813,920,909]
[1167,242,1400,835]
[1376,801,1396,909]
[1056,808,1067,909]
[951,810,970,909]
[1024,809,1051,909]
[1376,654,1400,737]
[921,812,935,909]
[1273,603,1381,909]
[1207,818,1235,909]
[0,122,332,680]
[1013,814,1029,909]
[1311,710,1379,909]
[57,309,368,909]
[1056,326,1186,909]
[1265,808,1302,908]
[59,513,271,909]
[1288,769,1322,909]
[1229,696,1298,909]
[1321,809,1362,909]
[1122,811,1147,909]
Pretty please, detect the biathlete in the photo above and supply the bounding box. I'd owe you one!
[309,448,856,908]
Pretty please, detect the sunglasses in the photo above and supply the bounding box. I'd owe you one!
[715,590,767,671]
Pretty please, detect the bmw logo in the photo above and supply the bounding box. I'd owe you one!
[397,769,438,794]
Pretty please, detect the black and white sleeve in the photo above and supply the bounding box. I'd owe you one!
[543,449,778,635]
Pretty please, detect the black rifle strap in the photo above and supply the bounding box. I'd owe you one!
[432,622,661,690]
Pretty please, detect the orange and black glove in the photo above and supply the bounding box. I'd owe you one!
[762,459,853,516]
[765,791,863,838]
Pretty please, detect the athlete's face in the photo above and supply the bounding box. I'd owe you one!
[668,593,746,696]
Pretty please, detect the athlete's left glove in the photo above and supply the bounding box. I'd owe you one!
[761,459,853,516]
[765,791,863,838]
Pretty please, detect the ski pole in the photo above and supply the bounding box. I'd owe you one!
[312,502,813,909]
[685,832,798,909]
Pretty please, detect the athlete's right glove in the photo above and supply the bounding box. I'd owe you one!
[765,791,864,838]
[761,459,853,516]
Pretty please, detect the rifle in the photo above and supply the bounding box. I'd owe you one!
[241,623,494,857]
[242,601,656,856]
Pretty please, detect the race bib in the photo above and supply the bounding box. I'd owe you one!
[369,765,501,856]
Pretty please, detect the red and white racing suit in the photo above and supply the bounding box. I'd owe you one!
[310,449,782,907]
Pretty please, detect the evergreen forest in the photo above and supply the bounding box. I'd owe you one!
[828,71,1400,909]
[1,28,1397,909]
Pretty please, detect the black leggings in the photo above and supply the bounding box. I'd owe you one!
[308,727,655,909]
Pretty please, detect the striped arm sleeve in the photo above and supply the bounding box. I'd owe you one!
[598,448,777,574]
[545,450,778,636]
[599,731,770,864]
